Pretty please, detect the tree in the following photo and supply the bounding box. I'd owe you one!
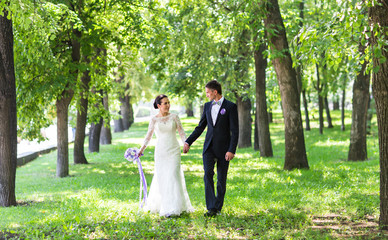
[235,29,253,149]
[295,0,311,131]
[185,100,194,117]
[263,0,309,170]
[119,93,133,130]
[324,96,333,128]
[73,56,90,164]
[0,4,17,207]
[100,93,112,145]
[293,0,361,135]
[315,63,325,134]
[348,44,370,161]
[13,1,82,177]
[254,39,273,157]
[56,87,74,178]
[88,89,104,153]
[368,0,388,230]
[56,15,81,177]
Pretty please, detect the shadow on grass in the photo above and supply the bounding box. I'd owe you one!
[2,115,381,239]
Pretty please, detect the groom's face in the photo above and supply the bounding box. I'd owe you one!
[206,87,217,101]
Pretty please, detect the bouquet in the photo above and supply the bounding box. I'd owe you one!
[124,147,147,208]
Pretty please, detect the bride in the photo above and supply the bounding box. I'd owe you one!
[138,94,194,217]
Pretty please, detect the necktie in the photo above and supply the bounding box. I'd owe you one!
[212,101,221,106]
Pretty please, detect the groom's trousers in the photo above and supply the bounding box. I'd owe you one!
[203,145,230,212]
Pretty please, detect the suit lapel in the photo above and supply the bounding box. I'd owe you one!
[206,102,213,126]
[214,99,226,127]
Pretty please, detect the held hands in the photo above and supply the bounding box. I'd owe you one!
[183,142,234,161]
[183,142,190,154]
[225,152,235,161]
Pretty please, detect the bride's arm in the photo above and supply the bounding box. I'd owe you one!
[139,117,155,156]
[175,114,187,145]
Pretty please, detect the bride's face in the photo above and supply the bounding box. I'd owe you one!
[158,97,170,114]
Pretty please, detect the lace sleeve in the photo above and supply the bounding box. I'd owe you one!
[143,117,156,147]
[174,114,186,144]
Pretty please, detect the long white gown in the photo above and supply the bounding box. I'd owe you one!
[142,113,194,216]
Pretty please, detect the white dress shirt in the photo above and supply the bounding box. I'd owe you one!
[211,97,224,125]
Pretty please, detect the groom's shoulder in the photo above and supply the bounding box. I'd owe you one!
[225,99,237,107]
[203,101,212,107]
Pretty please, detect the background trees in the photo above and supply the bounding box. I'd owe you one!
[3,0,388,230]
[7,0,381,174]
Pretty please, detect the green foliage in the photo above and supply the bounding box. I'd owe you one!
[0,113,381,239]
[12,0,156,140]
[291,0,369,101]
[13,0,82,141]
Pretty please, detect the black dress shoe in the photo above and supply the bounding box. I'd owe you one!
[204,210,217,217]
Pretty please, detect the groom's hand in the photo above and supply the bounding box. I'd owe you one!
[225,152,235,161]
[183,142,190,153]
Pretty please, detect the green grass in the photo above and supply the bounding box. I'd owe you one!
[0,110,384,239]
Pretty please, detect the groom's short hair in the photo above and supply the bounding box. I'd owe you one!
[206,80,222,95]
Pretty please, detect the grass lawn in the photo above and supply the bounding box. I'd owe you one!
[0,111,385,239]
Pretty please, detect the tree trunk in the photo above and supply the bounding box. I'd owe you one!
[324,96,334,128]
[263,0,308,170]
[268,111,273,123]
[333,97,340,110]
[341,88,346,131]
[100,94,112,145]
[73,58,90,164]
[120,94,133,130]
[254,42,273,157]
[56,89,73,178]
[237,97,252,148]
[302,90,311,131]
[318,94,324,133]
[316,64,324,134]
[254,110,259,151]
[367,95,374,134]
[128,97,134,126]
[114,115,124,132]
[369,2,388,229]
[89,118,103,153]
[0,9,17,207]
[89,90,103,152]
[348,44,370,161]
[186,101,194,117]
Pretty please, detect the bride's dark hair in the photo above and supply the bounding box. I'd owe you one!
[153,94,168,109]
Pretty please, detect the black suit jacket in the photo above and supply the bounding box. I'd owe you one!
[186,98,239,157]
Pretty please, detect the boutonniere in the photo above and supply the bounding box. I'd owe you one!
[220,108,226,115]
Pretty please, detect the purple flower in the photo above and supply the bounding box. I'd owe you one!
[220,108,226,115]
[124,148,140,162]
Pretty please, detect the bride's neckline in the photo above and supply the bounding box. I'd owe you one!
[156,113,171,118]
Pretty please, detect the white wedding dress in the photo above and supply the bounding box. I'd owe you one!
[142,113,194,216]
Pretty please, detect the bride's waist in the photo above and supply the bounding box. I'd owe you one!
[156,140,179,145]
[156,139,179,147]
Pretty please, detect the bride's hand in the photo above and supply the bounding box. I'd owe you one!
[138,149,144,157]
[183,143,190,153]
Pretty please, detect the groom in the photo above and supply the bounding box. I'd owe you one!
[184,80,239,217]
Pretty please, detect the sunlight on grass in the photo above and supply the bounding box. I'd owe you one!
[0,113,382,239]
[313,138,349,147]
[114,138,144,145]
